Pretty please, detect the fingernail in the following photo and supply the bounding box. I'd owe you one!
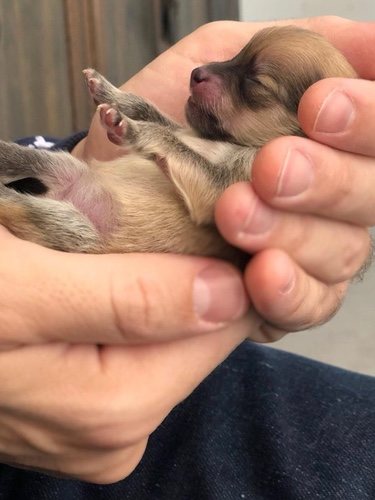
[277,149,314,197]
[194,265,248,324]
[314,89,355,133]
[239,200,275,235]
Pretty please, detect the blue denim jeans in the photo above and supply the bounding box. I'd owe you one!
[0,341,374,499]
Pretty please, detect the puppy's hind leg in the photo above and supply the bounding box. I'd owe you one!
[0,140,89,195]
[0,185,103,253]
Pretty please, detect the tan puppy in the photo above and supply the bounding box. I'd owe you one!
[0,27,356,266]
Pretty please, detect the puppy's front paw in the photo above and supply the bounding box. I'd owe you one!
[83,68,103,103]
[98,104,128,146]
[83,68,120,107]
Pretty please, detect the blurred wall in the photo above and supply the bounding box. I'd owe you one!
[239,0,375,21]
[0,0,238,140]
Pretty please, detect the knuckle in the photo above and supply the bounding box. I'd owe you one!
[130,275,164,337]
[84,442,147,484]
[130,276,154,333]
[255,323,288,343]
[276,275,334,332]
[72,381,160,451]
[68,404,122,450]
[306,15,348,32]
[285,215,313,256]
[195,20,223,36]
[311,289,342,327]
[355,234,374,281]
[72,397,135,451]
[318,15,346,24]
[337,228,371,282]
[293,283,344,331]
[258,272,312,332]
[319,155,353,212]
[333,169,353,208]
[110,272,164,341]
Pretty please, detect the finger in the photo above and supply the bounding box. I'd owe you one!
[299,78,375,156]
[303,19,375,79]
[0,229,249,345]
[197,18,375,78]
[250,135,375,226]
[215,183,370,284]
[243,249,348,339]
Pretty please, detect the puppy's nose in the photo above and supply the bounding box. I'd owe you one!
[190,67,211,88]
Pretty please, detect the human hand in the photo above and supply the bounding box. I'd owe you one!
[3,16,373,484]
[0,230,255,482]
[215,22,375,340]
[73,16,375,340]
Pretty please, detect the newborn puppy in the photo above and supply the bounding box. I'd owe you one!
[0,27,356,265]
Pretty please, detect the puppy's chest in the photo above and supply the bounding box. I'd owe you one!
[176,130,240,165]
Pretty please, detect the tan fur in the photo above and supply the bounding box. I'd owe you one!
[87,156,245,264]
[0,202,38,242]
[229,105,301,148]
[248,26,356,80]
[204,26,357,147]
[0,27,357,267]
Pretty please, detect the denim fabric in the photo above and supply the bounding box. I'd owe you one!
[0,342,374,500]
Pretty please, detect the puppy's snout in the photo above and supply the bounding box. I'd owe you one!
[189,66,222,105]
[190,67,211,88]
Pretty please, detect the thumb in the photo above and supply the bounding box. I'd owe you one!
[0,230,249,345]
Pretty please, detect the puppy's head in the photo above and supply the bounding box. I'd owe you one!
[185,26,357,147]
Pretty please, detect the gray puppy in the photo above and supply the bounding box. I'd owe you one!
[0,27,356,266]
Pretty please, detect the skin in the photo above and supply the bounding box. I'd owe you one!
[0,16,373,483]
[74,15,373,336]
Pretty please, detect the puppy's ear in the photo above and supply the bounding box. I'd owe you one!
[161,158,219,226]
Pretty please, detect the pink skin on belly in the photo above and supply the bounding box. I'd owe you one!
[50,169,115,235]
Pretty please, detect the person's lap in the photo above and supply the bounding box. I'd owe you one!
[1,341,374,500]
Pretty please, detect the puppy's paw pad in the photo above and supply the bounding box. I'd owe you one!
[98,104,127,145]
[99,104,118,125]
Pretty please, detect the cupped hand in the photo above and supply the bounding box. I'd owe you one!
[0,18,273,483]
[74,16,375,340]
[2,16,374,483]
[0,230,255,482]
[216,32,375,340]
